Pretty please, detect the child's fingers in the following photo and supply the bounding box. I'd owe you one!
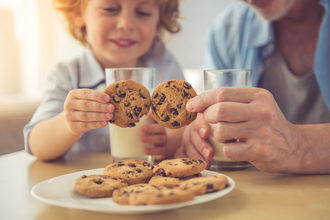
[141,124,166,135]
[66,111,113,122]
[66,100,114,113]
[69,89,110,103]
[144,145,167,156]
[141,134,167,145]
[67,121,108,134]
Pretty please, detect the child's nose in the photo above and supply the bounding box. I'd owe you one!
[117,11,136,31]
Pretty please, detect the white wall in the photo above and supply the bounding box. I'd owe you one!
[167,0,236,69]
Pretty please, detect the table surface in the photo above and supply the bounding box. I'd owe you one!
[1,151,329,220]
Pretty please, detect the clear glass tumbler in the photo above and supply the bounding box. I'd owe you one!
[105,68,155,163]
[204,69,252,171]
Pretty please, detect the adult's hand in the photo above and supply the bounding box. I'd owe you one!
[185,87,304,173]
[175,114,214,168]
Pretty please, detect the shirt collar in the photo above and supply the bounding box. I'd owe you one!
[78,48,105,89]
[248,13,274,48]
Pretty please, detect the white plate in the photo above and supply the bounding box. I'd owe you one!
[31,169,235,214]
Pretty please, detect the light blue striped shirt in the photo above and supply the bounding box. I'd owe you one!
[24,41,184,156]
[205,0,330,111]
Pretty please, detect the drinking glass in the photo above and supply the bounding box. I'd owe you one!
[105,68,155,163]
[204,69,252,170]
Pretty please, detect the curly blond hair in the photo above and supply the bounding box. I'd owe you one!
[53,0,180,45]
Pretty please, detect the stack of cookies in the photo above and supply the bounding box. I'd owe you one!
[74,158,229,206]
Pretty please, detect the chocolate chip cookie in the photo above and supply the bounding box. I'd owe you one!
[153,158,206,178]
[180,176,229,195]
[112,184,194,205]
[74,174,128,198]
[148,176,182,188]
[151,79,197,129]
[103,79,151,128]
[103,160,153,185]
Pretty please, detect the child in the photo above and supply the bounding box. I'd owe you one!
[24,0,184,161]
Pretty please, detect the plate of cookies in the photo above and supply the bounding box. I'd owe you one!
[31,158,235,214]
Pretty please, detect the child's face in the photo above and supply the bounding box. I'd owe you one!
[78,0,160,68]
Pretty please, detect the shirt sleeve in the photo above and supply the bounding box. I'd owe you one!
[204,3,253,70]
[23,63,75,154]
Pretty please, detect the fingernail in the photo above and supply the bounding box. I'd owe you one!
[105,113,111,119]
[186,98,196,111]
[199,127,206,137]
[103,95,110,102]
[202,148,210,158]
[107,104,113,112]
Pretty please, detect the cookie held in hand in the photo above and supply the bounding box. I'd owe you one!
[103,80,151,128]
[151,79,197,129]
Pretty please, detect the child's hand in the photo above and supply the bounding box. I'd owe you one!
[140,114,169,161]
[63,89,114,135]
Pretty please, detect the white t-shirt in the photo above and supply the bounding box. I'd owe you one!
[261,49,330,124]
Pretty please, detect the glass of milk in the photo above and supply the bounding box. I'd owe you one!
[105,68,155,163]
[204,69,252,170]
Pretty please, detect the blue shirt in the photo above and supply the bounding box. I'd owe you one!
[24,41,184,156]
[205,0,330,109]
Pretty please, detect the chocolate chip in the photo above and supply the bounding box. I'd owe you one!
[177,103,183,109]
[157,169,166,176]
[183,160,193,165]
[165,81,171,88]
[94,179,103,184]
[171,121,180,127]
[128,123,136,127]
[162,115,170,122]
[126,113,133,119]
[170,108,178,116]
[128,163,136,167]
[134,107,142,117]
[158,93,166,105]
[81,175,87,179]
[169,192,175,196]
[183,81,192,89]
[139,90,147,99]
[118,92,126,98]
[153,93,159,99]
[225,184,230,188]
[112,96,121,103]
[157,194,163,198]
[124,101,130,107]
[182,90,189,98]
[206,184,214,192]
[115,84,119,88]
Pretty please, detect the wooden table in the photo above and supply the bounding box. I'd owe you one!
[1,151,329,220]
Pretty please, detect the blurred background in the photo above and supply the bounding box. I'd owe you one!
[0,0,236,155]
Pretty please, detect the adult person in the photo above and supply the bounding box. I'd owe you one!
[176,0,330,173]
